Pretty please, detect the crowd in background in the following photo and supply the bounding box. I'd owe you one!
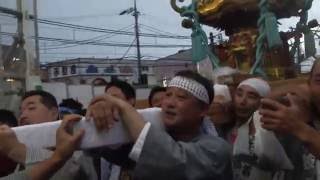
[0,56,319,179]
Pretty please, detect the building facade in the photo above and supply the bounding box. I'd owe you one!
[153,49,196,85]
[42,50,195,86]
[43,58,157,86]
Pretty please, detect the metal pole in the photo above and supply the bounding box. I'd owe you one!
[297,38,302,63]
[73,28,76,41]
[0,24,3,70]
[33,0,40,73]
[20,0,42,90]
[134,0,142,84]
[16,0,23,37]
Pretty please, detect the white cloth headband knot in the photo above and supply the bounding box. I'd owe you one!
[169,76,210,104]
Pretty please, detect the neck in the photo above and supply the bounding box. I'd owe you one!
[235,115,252,127]
[167,120,202,141]
[169,128,200,141]
[235,118,246,127]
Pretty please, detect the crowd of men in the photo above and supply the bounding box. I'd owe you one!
[0,56,319,180]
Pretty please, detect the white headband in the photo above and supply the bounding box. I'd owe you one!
[168,76,210,104]
[238,78,271,97]
[214,84,232,102]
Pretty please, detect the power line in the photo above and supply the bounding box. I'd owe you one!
[40,52,139,56]
[0,31,191,48]
[41,13,120,21]
[31,18,191,39]
[120,38,136,59]
[139,24,184,37]
[37,36,191,48]
[42,24,135,50]
[0,12,17,19]
[1,11,191,39]
[0,31,15,37]
[39,52,171,56]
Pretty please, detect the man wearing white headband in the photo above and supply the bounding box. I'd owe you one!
[87,70,232,180]
[234,78,271,125]
[230,78,295,180]
[208,84,234,138]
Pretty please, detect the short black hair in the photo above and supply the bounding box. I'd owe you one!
[59,98,83,114]
[0,109,17,127]
[22,90,58,109]
[175,70,214,105]
[105,80,136,100]
[148,86,166,106]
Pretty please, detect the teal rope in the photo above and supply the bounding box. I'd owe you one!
[250,0,283,75]
[250,0,267,75]
[302,0,315,58]
[290,0,315,59]
[178,0,220,68]
[304,0,314,10]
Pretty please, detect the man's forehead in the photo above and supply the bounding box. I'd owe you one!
[106,86,125,95]
[21,95,42,106]
[106,86,123,94]
[237,85,259,95]
[153,91,166,97]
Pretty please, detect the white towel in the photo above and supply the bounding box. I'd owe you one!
[13,108,163,150]
[233,111,293,179]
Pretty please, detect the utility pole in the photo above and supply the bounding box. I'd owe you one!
[33,0,40,72]
[73,28,76,41]
[134,0,142,85]
[0,1,41,113]
[16,0,22,37]
[0,24,3,70]
[119,1,142,84]
[17,0,42,90]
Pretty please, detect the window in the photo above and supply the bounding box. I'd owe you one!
[142,66,149,72]
[71,65,76,74]
[111,75,118,81]
[53,67,59,77]
[62,66,68,75]
[80,79,86,84]
[86,65,98,74]
[119,66,133,73]
[141,74,148,85]
[104,66,115,73]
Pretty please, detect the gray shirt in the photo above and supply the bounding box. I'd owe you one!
[1,147,97,180]
[133,125,233,180]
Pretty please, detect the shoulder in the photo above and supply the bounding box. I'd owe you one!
[196,134,232,161]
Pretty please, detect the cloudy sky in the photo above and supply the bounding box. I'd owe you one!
[0,0,319,63]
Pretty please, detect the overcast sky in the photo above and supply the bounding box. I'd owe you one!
[0,0,319,63]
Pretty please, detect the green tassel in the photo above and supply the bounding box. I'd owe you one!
[304,30,316,58]
[264,12,282,49]
[191,31,207,63]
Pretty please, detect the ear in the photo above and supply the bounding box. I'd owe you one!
[50,107,59,120]
[128,98,136,107]
[199,104,209,117]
